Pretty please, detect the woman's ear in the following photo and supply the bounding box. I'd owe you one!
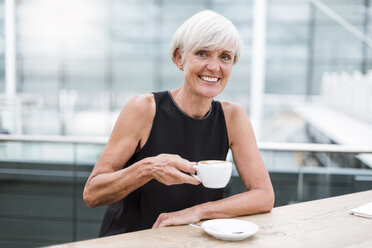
[173,49,184,71]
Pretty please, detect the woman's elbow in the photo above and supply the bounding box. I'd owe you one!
[263,189,275,212]
[83,188,99,208]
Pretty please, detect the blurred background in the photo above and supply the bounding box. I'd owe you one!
[0,0,372,247]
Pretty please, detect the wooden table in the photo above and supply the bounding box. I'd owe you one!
[48,190,372,248]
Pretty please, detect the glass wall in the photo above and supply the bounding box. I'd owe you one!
[0,0,4,92]
[10,0,254,135]
[266,0,310,95]
[0,0,369,137]
[311,0,369,94]
[266,0,371,96]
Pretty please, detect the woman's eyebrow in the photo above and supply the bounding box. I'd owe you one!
[222,50,233,54]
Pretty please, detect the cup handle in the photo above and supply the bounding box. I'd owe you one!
[192,165,201,182]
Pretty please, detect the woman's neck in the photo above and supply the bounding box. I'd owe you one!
[170,87,213,119]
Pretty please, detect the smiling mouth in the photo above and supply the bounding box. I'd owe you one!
[199,75,220,83]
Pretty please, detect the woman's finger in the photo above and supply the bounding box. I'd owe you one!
[151,154,199,185]
[174,159,197,175]
[152,213,168,229]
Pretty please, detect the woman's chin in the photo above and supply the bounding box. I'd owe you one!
[198,87,221,99]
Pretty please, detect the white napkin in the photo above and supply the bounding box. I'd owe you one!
[350,201,372,219]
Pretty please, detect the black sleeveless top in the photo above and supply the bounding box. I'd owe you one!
[99,91,229,237]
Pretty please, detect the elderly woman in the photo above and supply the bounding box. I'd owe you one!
[83,10,274,237]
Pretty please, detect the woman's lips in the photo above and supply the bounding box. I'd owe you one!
[199,75,220,83]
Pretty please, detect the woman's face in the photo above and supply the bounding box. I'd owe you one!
[177,47,234,99]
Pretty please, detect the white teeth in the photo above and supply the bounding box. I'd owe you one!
[201,76,218,82]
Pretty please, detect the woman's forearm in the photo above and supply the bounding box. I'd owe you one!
[83,160,153,208]
[152,187,274,228]
[196,188,274,220]
[83,154,198,208]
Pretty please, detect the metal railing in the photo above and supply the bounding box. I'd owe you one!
[1,134,372,153]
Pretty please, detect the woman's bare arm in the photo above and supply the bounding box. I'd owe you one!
[83,94,198,208]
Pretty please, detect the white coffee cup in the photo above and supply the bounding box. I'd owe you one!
[193,160,232,188]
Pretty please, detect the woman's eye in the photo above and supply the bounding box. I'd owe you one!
[221,54,232,61]
[196,50,208,57]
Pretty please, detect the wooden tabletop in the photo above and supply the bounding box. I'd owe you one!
[48,190,372,248]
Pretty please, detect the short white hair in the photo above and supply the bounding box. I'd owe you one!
[169,10,243,65]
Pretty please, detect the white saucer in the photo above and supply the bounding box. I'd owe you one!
[201,219,259,241]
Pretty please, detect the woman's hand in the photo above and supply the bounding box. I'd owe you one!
[152,206,202,228]
[149,154,199,186]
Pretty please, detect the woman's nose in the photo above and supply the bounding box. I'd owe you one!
[206,57,220,71]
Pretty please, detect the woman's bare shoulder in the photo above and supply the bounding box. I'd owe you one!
[125,93,155,114]
[118,93,155,123]
[113,93,155,136]
[220,101,248,120]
